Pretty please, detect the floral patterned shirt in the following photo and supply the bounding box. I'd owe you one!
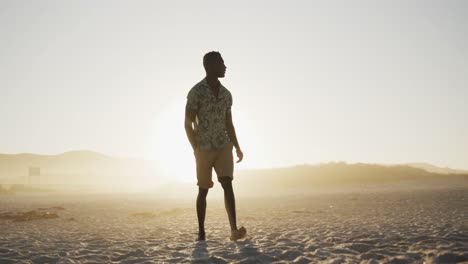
[186,77,232,150]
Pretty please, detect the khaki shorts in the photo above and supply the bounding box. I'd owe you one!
[194,142,234,189]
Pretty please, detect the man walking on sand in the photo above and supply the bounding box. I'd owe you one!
[185,51,247,242]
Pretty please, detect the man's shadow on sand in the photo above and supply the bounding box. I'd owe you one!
[191,241,210,263]
[233,239,261,258]
[191,239,261,263]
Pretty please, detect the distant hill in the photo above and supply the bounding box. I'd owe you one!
[0,150,162,186]
[152,162,468,198]
[406,163,468,175]
[233,162,468,196]
[2,151,467,194]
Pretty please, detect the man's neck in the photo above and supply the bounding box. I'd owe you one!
[205,75,220,90]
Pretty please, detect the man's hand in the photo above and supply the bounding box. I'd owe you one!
[235,148,244,163]
[185,107,198,154]
[226,111,243,163]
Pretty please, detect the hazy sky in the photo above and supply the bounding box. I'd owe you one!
[1,0,467,173]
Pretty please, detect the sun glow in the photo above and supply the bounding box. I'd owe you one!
[150,102,196,183]
[146,95,268,182]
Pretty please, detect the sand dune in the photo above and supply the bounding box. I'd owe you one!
[2,151,467,194]
[0,151,162,186]
[0,188,467,263]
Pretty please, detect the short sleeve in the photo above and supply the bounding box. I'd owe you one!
[186,88,199,113]
[226,92,233,113]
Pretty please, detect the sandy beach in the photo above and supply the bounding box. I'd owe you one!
[0,188,467,264]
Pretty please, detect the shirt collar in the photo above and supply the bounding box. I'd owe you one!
[201,77,227,99]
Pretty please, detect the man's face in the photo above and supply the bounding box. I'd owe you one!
[212,57,227,78]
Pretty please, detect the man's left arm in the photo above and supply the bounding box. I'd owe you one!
[226,111,244,163]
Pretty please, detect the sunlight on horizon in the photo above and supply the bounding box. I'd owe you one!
[148,97,270,182]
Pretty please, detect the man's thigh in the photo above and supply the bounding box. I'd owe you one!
[214,142,234,180]
[195,150,216,189]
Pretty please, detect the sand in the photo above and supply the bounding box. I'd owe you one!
[0,188,467,263]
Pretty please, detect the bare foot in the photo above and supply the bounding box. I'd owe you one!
[197,230,206,241]
[230,226,247,241]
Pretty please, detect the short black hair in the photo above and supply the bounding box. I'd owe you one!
[203,51,222,69]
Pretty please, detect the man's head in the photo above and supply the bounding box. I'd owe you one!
[203,51,226,78]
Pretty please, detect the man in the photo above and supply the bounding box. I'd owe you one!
[185,51,247,242]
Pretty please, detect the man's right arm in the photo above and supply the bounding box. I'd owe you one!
[184,108,197,151]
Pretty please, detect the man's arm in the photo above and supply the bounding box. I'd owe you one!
[226,111,244,163]
[185,108,197,151]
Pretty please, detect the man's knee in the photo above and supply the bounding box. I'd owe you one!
[218,176,233,189]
